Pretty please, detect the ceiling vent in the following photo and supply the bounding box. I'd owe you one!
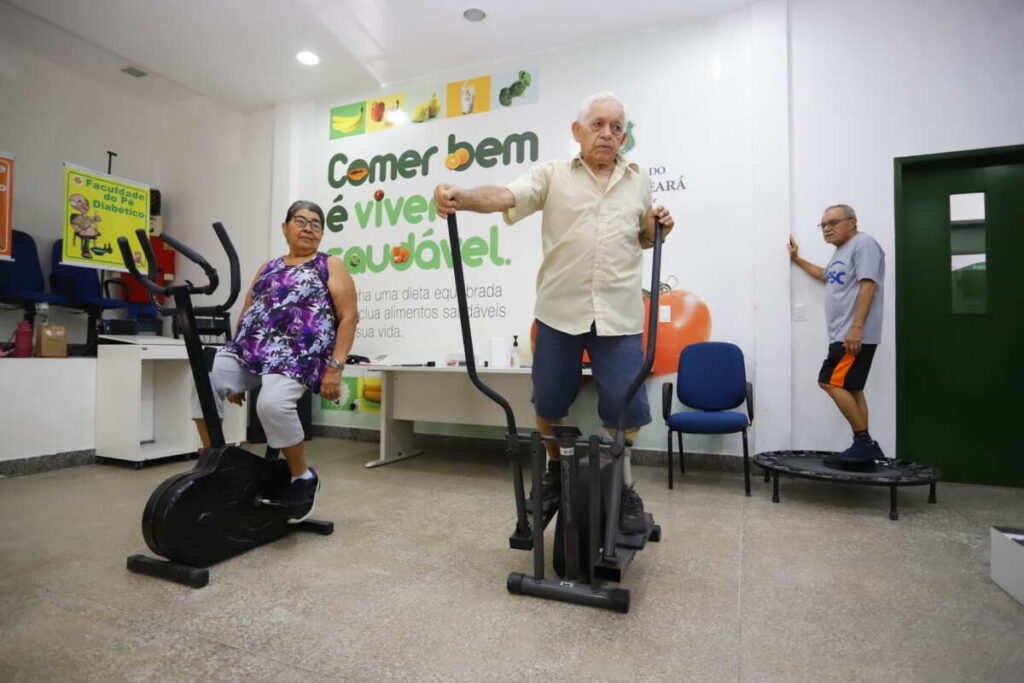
[121,66,148,78]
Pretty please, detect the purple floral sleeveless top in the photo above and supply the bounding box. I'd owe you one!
[224,252,337,392]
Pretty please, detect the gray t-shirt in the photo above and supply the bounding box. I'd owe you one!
[824,232,885,344]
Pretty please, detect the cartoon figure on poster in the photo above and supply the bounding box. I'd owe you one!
[68,193,103,259]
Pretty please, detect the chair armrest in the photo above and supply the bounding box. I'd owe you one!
[746,381,754,423]
[661,382,674,421]
[103,278,128,300]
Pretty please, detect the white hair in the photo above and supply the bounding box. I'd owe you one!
[576,91,628,124]
[825,204,857,220]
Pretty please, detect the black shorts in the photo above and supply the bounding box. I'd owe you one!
[817,342,877,391]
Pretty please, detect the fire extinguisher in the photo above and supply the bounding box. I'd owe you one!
[14,320,32,358]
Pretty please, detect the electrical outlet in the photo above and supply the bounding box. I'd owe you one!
[793,303,807,322]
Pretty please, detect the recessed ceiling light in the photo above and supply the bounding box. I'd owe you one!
[296,51,320,66]
[463,8,486,22]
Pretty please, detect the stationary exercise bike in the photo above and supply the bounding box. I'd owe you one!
[119,223,333,588]
[446,213,662,613]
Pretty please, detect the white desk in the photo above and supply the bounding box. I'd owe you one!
[364,364,590,468]
[95,336,245,464]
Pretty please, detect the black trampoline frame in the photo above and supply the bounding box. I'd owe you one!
[753,450,940,520]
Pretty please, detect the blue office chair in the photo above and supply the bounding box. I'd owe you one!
[50,239,129,354]
[0,230,70,320]
[661,342,755,494]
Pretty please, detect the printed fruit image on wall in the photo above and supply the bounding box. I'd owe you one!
[412,94,442,122]
[642,282,712,375]
[331,105,365,136]
[444,147,471,171]
[371,100,386,122]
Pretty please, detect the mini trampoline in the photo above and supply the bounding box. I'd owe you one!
[753,450,940,520]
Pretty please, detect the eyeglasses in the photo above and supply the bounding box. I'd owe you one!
[817,217,853,229]
[291,216,323,232]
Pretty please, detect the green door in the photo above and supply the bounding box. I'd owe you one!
[896,145,1024,486]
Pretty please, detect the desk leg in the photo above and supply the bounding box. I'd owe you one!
[365,371,424,468]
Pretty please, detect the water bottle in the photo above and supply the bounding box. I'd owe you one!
[14,320,32,358]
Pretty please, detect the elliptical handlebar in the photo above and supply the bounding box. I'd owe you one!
[446,214,518,436]
[116,222,241,317]
[611,216,665,453]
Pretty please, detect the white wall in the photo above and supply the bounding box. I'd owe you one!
[0,37,168,344]
[0,359,95,460]
[3,0,1023,462]
[0,33,273,461]
[787,0,1024,454]
[278,4,787,453]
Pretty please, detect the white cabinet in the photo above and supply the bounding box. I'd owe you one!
[95,336,245,463]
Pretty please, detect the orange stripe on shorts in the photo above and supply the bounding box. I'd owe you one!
[829,353,855,387]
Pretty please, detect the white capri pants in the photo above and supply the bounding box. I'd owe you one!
[191,350,306,449]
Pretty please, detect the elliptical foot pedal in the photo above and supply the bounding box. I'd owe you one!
[616,513,660,550]
[509,530,534,550]
[127,554,208,588]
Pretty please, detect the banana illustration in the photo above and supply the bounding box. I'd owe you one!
[332,107,364,134]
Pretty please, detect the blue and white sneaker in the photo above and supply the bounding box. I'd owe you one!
[283,467,320,523]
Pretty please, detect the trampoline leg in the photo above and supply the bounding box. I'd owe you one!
[889,485,898,521]
[772,472,779,503]
[928,483,937,504]
[764,468,770,483]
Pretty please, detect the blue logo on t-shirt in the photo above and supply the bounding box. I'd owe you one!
[826,260,846,285]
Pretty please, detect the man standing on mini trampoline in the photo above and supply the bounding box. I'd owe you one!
[790,204,885,470]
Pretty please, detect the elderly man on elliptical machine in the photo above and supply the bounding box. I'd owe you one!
[434,91,675,533]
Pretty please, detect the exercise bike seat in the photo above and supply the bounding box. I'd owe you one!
[141,446,299,568]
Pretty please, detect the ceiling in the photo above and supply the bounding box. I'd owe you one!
[2,0,752,113]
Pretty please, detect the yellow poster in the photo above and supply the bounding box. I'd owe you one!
[63,163,150,272]
[0,152,12,261]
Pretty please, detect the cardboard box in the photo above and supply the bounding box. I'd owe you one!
[35,324,67,358]
[991,526,1024,607]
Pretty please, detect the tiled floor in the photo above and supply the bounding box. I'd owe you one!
[1,438,1022,682]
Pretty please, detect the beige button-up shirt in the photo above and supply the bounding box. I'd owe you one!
[503,154,652,336]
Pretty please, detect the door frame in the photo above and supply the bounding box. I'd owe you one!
[893,143,1024,463]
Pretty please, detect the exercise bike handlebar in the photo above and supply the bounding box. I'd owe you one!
[117,222,241,316]
[612,216,665,453]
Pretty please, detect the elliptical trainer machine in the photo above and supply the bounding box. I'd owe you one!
[446,213,663,613]
[119,223,333,588]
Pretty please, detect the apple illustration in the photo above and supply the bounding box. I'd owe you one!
[371,100,385,123]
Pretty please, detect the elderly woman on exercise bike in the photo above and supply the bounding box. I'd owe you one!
[194,200,359,522]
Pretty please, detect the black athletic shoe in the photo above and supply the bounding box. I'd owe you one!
[282,468,320,523]
[619,485,647,534]
[823,440,879,472]
[541,460,561,501]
